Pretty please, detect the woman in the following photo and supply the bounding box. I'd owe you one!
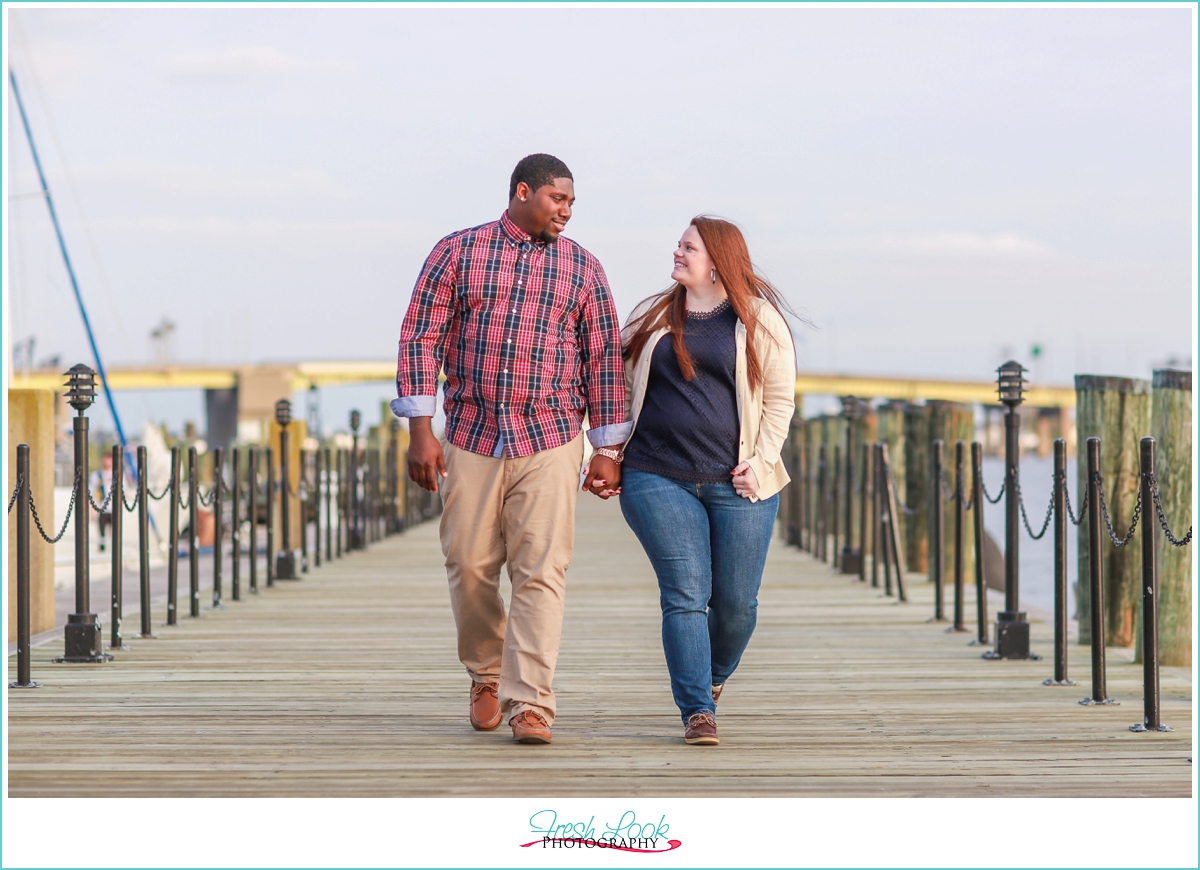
[594,216,796,746]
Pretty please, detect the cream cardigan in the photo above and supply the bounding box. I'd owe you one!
[620,297,796,503]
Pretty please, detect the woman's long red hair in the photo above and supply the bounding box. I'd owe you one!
[624,216,793,393]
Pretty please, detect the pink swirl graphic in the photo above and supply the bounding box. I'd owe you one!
[520,837,682,853]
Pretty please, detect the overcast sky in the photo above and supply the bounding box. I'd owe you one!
[5,6,1194,433]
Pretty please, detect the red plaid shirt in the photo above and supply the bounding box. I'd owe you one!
[394,212,631,458]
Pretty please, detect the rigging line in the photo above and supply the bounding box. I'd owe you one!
[9,69,138,488]
[9,190,31,354]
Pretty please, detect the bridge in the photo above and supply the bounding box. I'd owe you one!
[10,362,1076,407]
[11,362,1076,455]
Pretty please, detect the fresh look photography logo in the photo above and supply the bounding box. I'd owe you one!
[520,809,682,853]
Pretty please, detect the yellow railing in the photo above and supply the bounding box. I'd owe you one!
[10,364,1076,407]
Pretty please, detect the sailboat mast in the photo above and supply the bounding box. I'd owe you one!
[9,69,135,471]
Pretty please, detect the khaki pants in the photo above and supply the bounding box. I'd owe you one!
[439,435,583,726]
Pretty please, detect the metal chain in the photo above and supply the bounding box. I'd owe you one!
[29,469,78,544]
[147,480,173,501]
[122,486,139,512]
[8,474,25,514]
[939,469,954,502]
[284,474,305,500]
[980,475,1005,505]
[1147,475,1192,547]
[1016,477,1054,541]
[179,465,195,510]
[1094,472,1141,548]
[959,469,973,512]
[198,486,218,507]
[87,484,115,514]
[886,465,927,515]
[1062,473,1088,526]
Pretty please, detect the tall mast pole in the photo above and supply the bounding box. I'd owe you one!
[9,70,134,470]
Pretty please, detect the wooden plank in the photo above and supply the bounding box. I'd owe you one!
[7,495,1191,797]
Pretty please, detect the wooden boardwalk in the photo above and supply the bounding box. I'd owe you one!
[6,494,1192,797]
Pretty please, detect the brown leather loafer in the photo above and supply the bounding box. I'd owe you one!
[470,682,502,731]
[685,713,719,745]
[510,709,552,744]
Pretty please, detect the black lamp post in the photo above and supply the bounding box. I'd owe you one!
[839,396,861,574]
[348,409,363,550]
[985,361,1039,660]
[58,364,112,663]
[274,398,297,579]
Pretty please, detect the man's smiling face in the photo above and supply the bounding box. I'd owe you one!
[513,176,575,243]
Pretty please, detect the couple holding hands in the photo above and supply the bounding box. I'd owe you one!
[392,154,796,746]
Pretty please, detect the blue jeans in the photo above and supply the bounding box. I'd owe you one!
[619,468,779,723]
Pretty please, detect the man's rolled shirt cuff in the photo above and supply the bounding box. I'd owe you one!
[587,422,633,448]
[390,396,437,418]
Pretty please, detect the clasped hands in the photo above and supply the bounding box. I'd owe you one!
[583,456,760,500]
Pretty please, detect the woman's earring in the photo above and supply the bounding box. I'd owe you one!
[710,269,717,284]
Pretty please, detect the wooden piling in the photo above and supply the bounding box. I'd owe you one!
[789,394,804,548]
[806,418,820,553]
[928,401,975,589]
[877,401,906,554]
[783,410,802,545]
[903,403,931,573]
[818,414,843,562]
[852,408,878,569]
[1075,374,1150,647]
[1146,369,1191,666]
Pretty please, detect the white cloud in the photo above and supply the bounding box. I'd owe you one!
[875,231,1055,259]
[75,161,353,205]
[95,215,440,252]
[778,231,1058,261]
[163,45,293,79]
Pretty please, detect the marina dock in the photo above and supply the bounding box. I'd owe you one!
[6,494,1192,797]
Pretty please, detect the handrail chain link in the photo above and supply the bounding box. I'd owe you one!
[1094,472,1141,548]
[8,474,25,514]
[1147,475,1192,547]
[981,475,1005,505]
[1016,477,1054,541]
[29,468,78,544]
[1063,474,1088,526]
[887,465,927,516]
[87,484,115,514]
[148,480,173,501]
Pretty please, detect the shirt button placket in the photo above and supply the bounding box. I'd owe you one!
[498,242,529,453]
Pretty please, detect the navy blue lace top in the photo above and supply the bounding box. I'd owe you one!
[623,300,740,484]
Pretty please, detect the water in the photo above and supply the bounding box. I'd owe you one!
[979,454,1078,621]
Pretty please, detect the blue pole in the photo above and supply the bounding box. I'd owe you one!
[10,69,137,480]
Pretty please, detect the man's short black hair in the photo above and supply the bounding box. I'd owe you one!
[509,153,573,201]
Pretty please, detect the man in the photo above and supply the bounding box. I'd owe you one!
[392,154,630,744]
